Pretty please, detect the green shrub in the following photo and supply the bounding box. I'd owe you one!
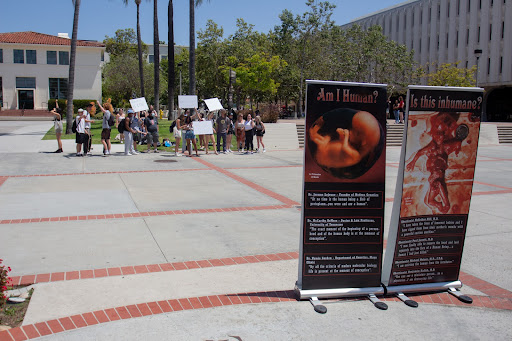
[48,99,97,116]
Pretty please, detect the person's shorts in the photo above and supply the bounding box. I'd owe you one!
[185,130,195,140]
[255,130,264,137]
[75,132,86,143]
[147,131,159,145]
[54,121,63,134]
[101,128,111,140]
[173,127,182,139]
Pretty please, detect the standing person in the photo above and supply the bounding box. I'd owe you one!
[123,109,139,156]
[393,99,400,124]
[96,100,113,156]
[226,112,235,153]
[254,115,266,152]
[116,109,125,143]
[244,113,255,154]
[183,115,199,157]
[203,111,218,155]
[83,103,95,155]
[144,109,160,153]
[398,96,405,123]
[75,109,86,156]
[235,114,245,152]
[130,112,142,153]
[173,114,184,156]
[50,99,63,153]
[196,112,207,152]
[215,109,230,154]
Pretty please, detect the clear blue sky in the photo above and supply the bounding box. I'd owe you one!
[1,0,406,46]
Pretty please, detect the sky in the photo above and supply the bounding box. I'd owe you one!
[1,0,408,46]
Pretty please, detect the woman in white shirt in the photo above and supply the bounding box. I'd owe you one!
[244,113,255,154]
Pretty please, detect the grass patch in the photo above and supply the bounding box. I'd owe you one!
[42,119,239,152]
[0,289,33,328]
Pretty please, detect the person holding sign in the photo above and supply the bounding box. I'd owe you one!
[183,115,199,157]
[204,111,218,155]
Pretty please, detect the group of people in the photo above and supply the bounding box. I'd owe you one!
[172,109,266,157]
[50,101,267,157]
[389,96,405,124]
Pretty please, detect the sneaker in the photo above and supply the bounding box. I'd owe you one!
[175,153,182,157]
[76,153,83,157]
[125,152,133,156]
[132,151,139,155]
[154,149,159,153]
[86,152,92,156]
[103,153,108,157]
[223,151,227,154]
[263,148,266,152]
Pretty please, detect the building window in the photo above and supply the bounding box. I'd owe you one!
[161,55,168,61]
[468,0,471,12]
[467,28,470,44]
[26,50,37,64]
[489,24,492,40]
[502,21,505,39]
[420,9,422,25]
[0,49,3,63]
[478,26,481,42]
[447,33,449,48]
[487,58,491,75]
[479,0,482,9]
[49,78,68,99]
[101,51,104,62]
[149,55,154,63]
[457,0,460,14]
[491,0,494,6]
[16,77,36,88]
[447,2,450,17]
[456,31,459,46]
[58,51,69,65]
[500,56,503,73]
[14,49,24,64]
[47,51,57,64]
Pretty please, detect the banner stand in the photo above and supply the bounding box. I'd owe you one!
[384,280,472,306]
[295,285,388,312]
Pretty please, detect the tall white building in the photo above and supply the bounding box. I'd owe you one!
[341,0,512,121]
[0,31,105,111]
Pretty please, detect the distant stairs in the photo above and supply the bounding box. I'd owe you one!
[296,123,305,148]
[386,122,405,146]
[497,124,512,144]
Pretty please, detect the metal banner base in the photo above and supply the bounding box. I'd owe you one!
[385,281,472,306]
[295,285,387,313]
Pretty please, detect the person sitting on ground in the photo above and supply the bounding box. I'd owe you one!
[50,99,63,153]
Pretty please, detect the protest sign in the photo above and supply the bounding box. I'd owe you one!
[129,97,149,112]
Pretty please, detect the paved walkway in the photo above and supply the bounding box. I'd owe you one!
[0,121,511,340]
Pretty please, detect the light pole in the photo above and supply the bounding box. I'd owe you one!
[178,62,183,95]
[474,49,482,87]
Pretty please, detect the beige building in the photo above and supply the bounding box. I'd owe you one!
[342,0,512,121]
[0,31,105,110]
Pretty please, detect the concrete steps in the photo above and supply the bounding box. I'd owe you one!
[296,124,305,148]
[497,124,512,144]
[386,122,405,146]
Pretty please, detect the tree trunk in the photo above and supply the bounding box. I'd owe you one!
[66,0,80,134]
[154,0,160,113]
[189,0,196,96]
[137,3,145,98]
[168,0,175,120]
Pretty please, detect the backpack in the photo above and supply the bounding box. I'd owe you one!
[71,119,78,133]
[107,113,115,127]
[118,118,126,133]
[169,120,176,132]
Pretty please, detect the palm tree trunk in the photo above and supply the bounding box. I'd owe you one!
[168,0,175,120]
[136,3,145,97]
[66,0,80,134]
[154,0,160,112]
[189,0,196,96]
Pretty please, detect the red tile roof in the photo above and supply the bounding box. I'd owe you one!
[0,31,105,48]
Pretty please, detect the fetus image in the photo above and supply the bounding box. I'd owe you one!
[308,108,384,179]
[405,112,469,214]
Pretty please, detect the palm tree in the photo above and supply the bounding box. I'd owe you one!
[188,0,210,97]
[153,0,160,113]
[122,0,145,98]
[167,0,175,120]
[66,0,80,134]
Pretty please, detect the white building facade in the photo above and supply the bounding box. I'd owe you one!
[0,32,105,110]
[342,0,512,121]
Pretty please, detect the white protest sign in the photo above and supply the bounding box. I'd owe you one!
[129,97,149,112]
[204,98,223,111]
[192,120,213,135]
[178,95,198,109]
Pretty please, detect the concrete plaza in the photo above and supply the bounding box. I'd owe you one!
[0,120,511,340]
